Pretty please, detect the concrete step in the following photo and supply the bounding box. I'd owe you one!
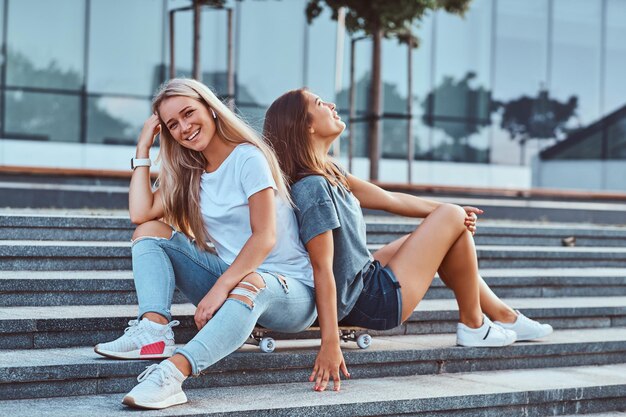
[0,363,625,416]
[0,214,133,241]
[1,297,624,350]
[367,221,626,247]
[3,213,626,247]
[1,328,625,401]
[2,269,626,306]
[3,241,626,271]
[0,181,129,210]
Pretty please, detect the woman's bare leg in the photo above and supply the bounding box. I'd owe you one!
[374,228,517,324]
[374,204,483,326]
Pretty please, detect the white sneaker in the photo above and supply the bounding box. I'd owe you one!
[94,318,179,359]
[122,360,188,409]
[456,315,516,347]
[495,310,553,341]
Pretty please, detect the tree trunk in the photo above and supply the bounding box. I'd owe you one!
[192,0,201,81]
[368,26,383,181]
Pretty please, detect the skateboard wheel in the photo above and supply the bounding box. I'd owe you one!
[356,334,371,349]
[260,337,275,353]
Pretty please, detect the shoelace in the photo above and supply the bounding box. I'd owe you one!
[137,364,171,386]
[123,319,140,335]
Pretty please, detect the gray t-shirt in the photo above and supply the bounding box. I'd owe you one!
[291,175,373,319]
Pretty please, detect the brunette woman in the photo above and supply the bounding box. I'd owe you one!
[264,88,552,392]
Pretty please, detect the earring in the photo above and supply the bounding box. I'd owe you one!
[210,108,217,119]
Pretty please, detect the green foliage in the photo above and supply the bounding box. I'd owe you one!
[305,0,472,46]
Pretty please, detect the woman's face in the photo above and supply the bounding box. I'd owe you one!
[304,91,345,141]
[158,95,217,151]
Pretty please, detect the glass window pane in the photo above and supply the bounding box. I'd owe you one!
[491,0,549,165]
[87,96,151,145]
[6,0,85,90]
[433,0,492,119]
[605,0,626,115]
[237,105,266,133]
[338,38,371,115]
[306,6,337,103]
[166,3,229,94]
[382,40,407,114]
[237,0,306,106]
[430,120,489,163]
[547,130,603,160]
[5,91,80,142]
[413,14,433,119]
[381,118,409,159]
[551,0,602,124]
[88,0,164,95]
[608,117,626,159]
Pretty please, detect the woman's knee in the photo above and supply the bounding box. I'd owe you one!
[227,272,266,308]
[131,220,172,241]
[432,204,466,229]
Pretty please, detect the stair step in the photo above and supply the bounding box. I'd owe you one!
[1,297,625,349]
[2,269,626,306]
[1,328,625,400]
[1,363,625,416]
[3,241,626,270]
[3,214,626,246]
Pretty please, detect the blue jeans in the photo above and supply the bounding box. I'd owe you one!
[132,230,317,375]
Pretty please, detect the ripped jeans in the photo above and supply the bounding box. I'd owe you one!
[132,230,317,375]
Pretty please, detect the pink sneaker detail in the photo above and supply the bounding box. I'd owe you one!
[140,341,166,356]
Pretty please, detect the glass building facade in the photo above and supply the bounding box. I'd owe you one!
[0,0,624,169]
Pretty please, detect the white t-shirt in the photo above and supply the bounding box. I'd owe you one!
[199,143,313,287]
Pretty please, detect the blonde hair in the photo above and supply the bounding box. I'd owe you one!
[152,78,290,251]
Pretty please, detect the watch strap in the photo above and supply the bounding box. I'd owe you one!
[131,158,151,169]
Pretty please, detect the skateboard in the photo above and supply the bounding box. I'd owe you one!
[246,326,372,353]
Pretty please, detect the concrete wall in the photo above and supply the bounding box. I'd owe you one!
[533,158,626,192]
[0,138,532,189]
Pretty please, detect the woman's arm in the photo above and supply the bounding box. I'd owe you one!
[129,114,164,224]
[347,173,441,217]
[346,174,482,232]
[306,230,350,392]
[194,187,276,329]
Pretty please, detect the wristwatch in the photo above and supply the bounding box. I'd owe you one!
[131,158,151,170]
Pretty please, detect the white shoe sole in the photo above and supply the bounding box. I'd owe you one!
[122,391,188,409]
[94,345,176,360]
[515,326,554,341]
[457,337,516,347]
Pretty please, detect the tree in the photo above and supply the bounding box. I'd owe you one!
[305,0,472,180]
[492,89,578,164]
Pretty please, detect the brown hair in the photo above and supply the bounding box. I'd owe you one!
[263,88,348,189]
[153,78,291,251]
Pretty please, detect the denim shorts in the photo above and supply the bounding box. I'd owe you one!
[340,260,403,331]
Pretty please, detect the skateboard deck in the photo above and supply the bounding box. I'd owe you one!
[246,325,372,353]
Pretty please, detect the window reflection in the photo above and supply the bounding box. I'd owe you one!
[87,97,150,145]
[5,91,80,142]
[6,0,84,90]
[237,0,306,106]
[88,0,163,96]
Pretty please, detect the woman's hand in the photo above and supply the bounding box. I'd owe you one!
[462,206,483,235]
[194,286,229,330]
[137,113,161,154]
[309,343,350,392]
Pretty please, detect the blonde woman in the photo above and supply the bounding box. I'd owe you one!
[264,88,553,393]
[94,79,316,409]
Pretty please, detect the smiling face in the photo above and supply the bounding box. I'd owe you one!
[158,95,217,151]
[304,91,345,143]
